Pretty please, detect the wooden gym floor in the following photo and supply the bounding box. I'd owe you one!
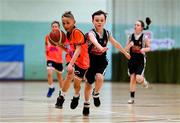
[0,81,180,122]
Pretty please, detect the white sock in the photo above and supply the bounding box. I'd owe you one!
[61,91,66,97]
[84,101,90,105]
[93,89,99,95]
[48,84,54,88]
[74,93,80,97]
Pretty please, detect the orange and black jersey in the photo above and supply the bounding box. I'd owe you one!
[64,27,89,69]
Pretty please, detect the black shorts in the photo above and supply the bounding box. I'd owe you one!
[86,54,108,84]
[74,64,87,79]
[47,60,63,72]
[66,63,87,79]
[128,54,145,75]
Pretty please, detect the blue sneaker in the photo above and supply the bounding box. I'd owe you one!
[47,87,55,97]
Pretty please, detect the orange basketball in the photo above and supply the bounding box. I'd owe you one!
[48,29,66,46]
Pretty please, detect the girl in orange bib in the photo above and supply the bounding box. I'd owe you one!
[45,21,64,98]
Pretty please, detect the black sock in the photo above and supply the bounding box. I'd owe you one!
[130,91,135,98]
[59,91,61,97]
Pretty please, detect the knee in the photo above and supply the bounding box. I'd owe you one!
[136,75,144,83]
[67,67,74,75]
[74,78,81,89]
[66,73,74,81]
[74,82,81,90]
[96,74,103,82]
[47,71,52,77]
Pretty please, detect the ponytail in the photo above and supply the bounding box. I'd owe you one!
[143,17,151,30]
[138,17,151,30]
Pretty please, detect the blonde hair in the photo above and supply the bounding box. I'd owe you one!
[62,11,75,20]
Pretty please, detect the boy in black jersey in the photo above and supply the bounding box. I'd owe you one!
[82,10,130,116]
[125,17,151,104]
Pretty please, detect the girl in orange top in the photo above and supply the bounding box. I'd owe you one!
[45,21,64,98]
[55,11,90,109]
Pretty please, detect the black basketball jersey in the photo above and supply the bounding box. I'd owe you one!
[128,33,146,75]
[130,33,145,55]
[88,29,109,56]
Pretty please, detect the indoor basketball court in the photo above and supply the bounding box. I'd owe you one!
[0,81,180,122]
[0,0,180,122]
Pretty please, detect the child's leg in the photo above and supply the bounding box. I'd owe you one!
[94,73,104,93]
[47,69,54,87]
[83,68,95,115]
[70,76,82,109]
[55,71,74,109]
[136,75,149,88]
[47,69,55,97]
[83,81,92,116]
[56,72,63,91]
[73,77,82,96]
[92,73,104,107]
[128,74,136,104]
[61,71,74,94]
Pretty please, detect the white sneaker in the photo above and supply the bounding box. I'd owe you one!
[143,79,150,89]
[128,98,134,104]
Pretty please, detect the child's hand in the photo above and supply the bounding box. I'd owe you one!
[129,41,134,47]
[140,48,145,54]
[66,63,74,74]
[124,52,131,59]
[125,41,134,51]
[101,47,108,53]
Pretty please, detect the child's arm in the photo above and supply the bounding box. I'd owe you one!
[88,32,108,52]
[69,45,81,66]
[109,35,131,59]
[66,45,81,73]
[140,38,151,54]
[125,40,134,52]
[58,45,68,52]
[57,43,74,57]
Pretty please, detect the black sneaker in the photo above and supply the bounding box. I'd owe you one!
[70,95,80,109]
[82,102,90,116]
[92,89,101,107]
[55,95,65,109]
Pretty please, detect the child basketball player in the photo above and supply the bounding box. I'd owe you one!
[55,11,107,110]
[125,17,151,104]
[82,10,131,116]
[45,21,64,97]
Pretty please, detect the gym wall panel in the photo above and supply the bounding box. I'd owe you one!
[112,0,180,51]
[0,0,109,23]
[0,0,113,80]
